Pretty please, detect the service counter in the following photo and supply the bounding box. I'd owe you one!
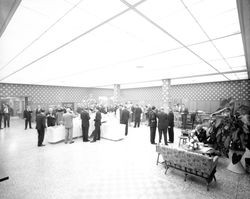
[46,113,125,143]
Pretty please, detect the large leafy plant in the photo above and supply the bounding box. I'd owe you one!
[207,107,250,158]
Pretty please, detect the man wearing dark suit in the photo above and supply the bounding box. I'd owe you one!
[91,107,102,142]
[168,109,174,143]
[3,104,11,128]
[148,106,157,144]
[36,109,46,147]
[134,104,142,128]
[120,106,130,136]
[81,107,90,142]
[46,108,56,127]
[0,105,3,129]
[23,106,33,130]
[157,107,168,145]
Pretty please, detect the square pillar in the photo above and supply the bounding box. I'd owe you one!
[113,84,120,104]
[162,79,171,112]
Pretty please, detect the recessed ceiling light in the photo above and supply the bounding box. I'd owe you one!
[136,66,144,69]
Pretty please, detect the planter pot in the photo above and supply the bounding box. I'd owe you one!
[241,148,250,170]
[227,149,245,174]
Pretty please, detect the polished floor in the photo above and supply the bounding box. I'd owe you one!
[0,118,250,199]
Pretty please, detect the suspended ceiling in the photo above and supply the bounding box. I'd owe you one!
[0,0,249,89]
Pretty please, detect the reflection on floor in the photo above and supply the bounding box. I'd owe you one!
[0,118,249,199]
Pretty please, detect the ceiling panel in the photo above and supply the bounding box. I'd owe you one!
[0,0,248,88]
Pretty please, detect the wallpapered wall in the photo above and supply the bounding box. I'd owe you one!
[121,80,250,113]
[0,83,113,109]
[0,80,249,113]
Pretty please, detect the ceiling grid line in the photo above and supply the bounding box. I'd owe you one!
[180,0,239,80]
[0,0,85,73]
[0,0,148,82]
[120,0,230,81]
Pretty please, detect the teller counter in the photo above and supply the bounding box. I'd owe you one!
[47,113,125,143]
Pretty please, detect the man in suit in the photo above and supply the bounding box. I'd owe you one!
[3,104,11,128]
[36,109,46,147]
[168,108,174,143]
[120,106,130,136]
[63,108,77,144]
[23,106,33,130]
[148,106,157,144]
[134,104,142,128]
[81,107,90,142]
[46,108,56,127]
[157,107,168,145]
[0,104,3,129]
[91,107,102,143]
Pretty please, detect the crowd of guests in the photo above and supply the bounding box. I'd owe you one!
[1,102,178,147]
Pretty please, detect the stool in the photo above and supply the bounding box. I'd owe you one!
[179,136,188,146]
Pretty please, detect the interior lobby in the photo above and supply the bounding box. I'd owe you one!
[0,0,250,199]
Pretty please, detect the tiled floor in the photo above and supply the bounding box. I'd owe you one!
[0,118,250,199]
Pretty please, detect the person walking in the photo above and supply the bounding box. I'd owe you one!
[120,106,130,136]
[36,109,46,147]
[148,106,157,144]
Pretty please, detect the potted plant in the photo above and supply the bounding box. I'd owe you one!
[207,104,250,173]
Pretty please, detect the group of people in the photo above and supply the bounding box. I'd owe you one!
[118,104,175,145]
[0,104,11,129]
[33,105,103,147]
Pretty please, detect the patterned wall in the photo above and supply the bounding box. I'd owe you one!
[0,80,249,112]
[121,80,250,112]
[0,83,112,109]
[120,87,162,107]
[171,80,250,101]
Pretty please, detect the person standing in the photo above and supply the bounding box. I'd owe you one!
[157,107,168,145]
[23,106,33,130]
[148,106,157,144]
[190,111,197,129]
[168,109,174,143]
[120,106,130,136]
[36,109,46,147]
[56,105,64,125]
[0,104,3,129]
[46,108,56,127]
[63,108,77,144]
[181,104,189,129]
[134,104,142,128]
[3,104,11,128]
[91,107,102,143]
[81,107,90,142]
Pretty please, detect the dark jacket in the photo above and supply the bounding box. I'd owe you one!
[36,113,46,130]
[81,110,90,127]
[168,111,174,127]
[46,112,56,127]
[120,109,130,124]
[157,112,168,129]
[148,110,157,127]
[134,107,142,121]
[23,109,32,120]
[94,111,102,127]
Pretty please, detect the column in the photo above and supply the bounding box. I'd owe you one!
[113,84,121,104]
[162,79,171,112]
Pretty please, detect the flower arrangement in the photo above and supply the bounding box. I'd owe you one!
[186,132,200,150]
